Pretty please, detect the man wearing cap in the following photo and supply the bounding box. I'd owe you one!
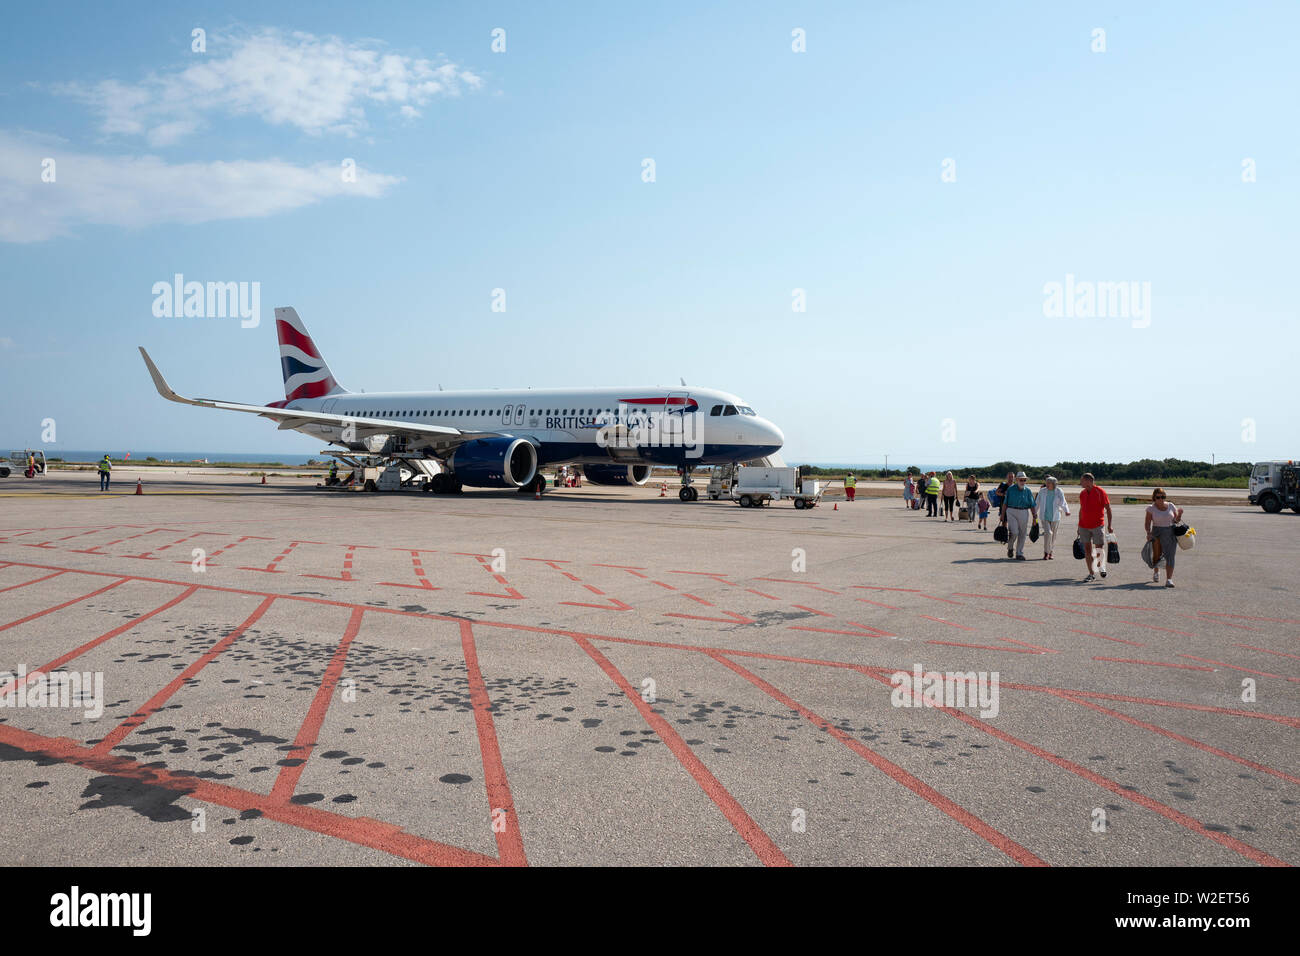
[999,471,1037,560]
[1036,475,1070,560]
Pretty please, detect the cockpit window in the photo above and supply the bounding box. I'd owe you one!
[738,406,756,416]
[710,405,722,416]
[723,405,738,416]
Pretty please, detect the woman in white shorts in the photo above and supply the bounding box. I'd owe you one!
[1144,487,1184,587]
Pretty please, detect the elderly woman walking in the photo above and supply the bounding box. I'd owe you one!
[903,475,915,509]
[1035,475,1070,559]
[1145,488,1184,587]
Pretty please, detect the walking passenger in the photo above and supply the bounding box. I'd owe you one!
[903,475,914,509]
[1145,487,1184,587]
[999,471,1036,560]
[1077,473,1113,581]
[941,472,958,521]
[964,475,980,522]
[1035,475,1069,560]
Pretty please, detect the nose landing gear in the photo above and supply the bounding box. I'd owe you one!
[677,466,698,501]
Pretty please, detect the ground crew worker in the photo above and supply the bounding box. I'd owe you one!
[328,460,339,484]
[98,454,112,492]
[27,451,35,478]
[844,472,856,502]
[925,472,941,516]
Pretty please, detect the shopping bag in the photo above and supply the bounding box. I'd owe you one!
[1177,527,1196,550]
[1106,533,1120,564]
[1140,540,1155,568]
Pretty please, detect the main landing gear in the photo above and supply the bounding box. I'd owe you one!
[424,473,463,494]
[678,466,698,502]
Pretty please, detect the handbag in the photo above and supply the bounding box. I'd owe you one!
[1029,519,1040,543]
[1106,533,1120,564]
[1072,536,1085,560]
[1140,540,1155,568]
[1172,523,1189,537]
[1177,527,1196,550]
[993,523,1008,543]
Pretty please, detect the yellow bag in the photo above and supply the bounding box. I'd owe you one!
[1176,527,1196,550]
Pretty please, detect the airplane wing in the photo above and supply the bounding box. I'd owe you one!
[138,347,505,449]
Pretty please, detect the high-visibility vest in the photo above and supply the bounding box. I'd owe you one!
[926,477,940,495]
[99,458,111,472]
[844,475,856,488]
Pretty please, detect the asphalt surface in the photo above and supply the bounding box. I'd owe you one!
[0,471,1295,866]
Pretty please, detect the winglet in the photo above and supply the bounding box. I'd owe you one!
[138,346,201,406]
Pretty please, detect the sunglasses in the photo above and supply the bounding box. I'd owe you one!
[1154,494,1166,499]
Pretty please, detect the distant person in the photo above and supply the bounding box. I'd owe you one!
[98,454,112,492]
[1145,487,1184,587]
[328,460,339,485]
[941,471,958,521]
[991,470,1015,510]
[903,475,914,509]
[1077,473,1113,581]
[964,475,980,522]
[925,472,941,516]
[1035,475,1070,560]
[26,451,36,479]
[844,472,856,502]
[999,471,1037,559]
[977,492,990,530]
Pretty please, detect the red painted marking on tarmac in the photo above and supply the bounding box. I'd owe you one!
[1000,637,1058,653]
[917,594,963,606]
[378,550,441,591]
[856,597,900,610]
[73,527,181,554]
[0,569,68,593]
[1232,644,1300,662]
[788,625,890,638]
[1197,611,1300,625]
[651,580,678,591]
[93,596,275,755]
[0,723,496,867]
[1117,619,1197,637]
[1067,628,1143,647]
[1177,655,1300,683]
[1055,692,1300,787]
[571,636,791,867]
[271,607,364,802]
[0,586,200,700]
[8,558,1300,733]
[861,672,1290,867]
[1067,602,1154,611]
[1093,656,1213,673]
[302,544,371,581]
[952,593,1029,601]
[791,604,834,617]
[665,610,755,624]
[980,608,1047,625]
[133,530,220,560]
[747,589,780,600]
[561,598,633,611]
[682,593,715,607]
[850,585,922,593]
[56,527,115,542]
[466,555,525,600]
[241,540,303,573]
[592,563,647,574]
[920,615,975,630]
[1030,602,1088,616]
[201,534,273,563]
[459,621,527,866]
[926,640,1044,655]
[713,652,1046,867]
[0,578,129,633]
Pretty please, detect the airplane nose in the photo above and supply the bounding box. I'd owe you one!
[761,418,785,449]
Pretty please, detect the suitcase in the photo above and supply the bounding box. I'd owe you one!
[958,506,968,520]
[911,498,919,510]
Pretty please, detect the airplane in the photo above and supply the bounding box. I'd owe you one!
[139,307,785,500]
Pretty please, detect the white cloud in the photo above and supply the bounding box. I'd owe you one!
[58,29,482,143]
[0,131,400,242]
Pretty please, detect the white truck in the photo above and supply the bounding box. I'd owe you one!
[1248,460,1300,513]
[732,466,821,510]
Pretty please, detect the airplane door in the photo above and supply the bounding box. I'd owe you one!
[513,404,525,426]
[664,391,690,444]
[501,405,511,425]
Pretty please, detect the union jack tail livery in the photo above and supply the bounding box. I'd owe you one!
[275,307,346,402]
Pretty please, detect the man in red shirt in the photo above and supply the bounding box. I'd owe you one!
[1077,472,1113,581]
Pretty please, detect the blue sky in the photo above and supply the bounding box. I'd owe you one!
[1,1,1296,466]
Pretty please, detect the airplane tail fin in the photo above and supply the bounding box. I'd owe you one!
[274,307,347,401]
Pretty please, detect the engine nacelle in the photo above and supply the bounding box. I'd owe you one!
[583,464,652,486]
[449,438,538,488]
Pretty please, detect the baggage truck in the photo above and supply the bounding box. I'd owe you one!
[732,466,821,510]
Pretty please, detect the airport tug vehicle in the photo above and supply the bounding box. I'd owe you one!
[1249,460,1300,513]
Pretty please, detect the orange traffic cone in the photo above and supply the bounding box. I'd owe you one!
[660,482,666,497]
[833,501,837,511]
[135,479,143,495]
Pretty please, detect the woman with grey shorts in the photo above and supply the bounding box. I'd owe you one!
[1144,487,1184,587]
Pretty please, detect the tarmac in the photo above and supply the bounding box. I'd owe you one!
[0,470,1296,866]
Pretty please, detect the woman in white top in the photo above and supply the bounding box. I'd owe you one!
[1034,475,1070,559]
[1144,487,1184,587]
